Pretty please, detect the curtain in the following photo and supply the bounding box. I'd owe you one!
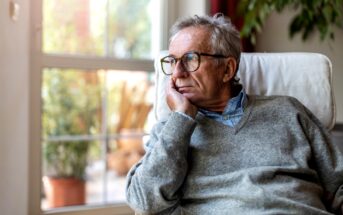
[210,0,254,52]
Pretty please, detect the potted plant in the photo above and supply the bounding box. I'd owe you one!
[237,0,343,44]
[42,69,101,208]
[42,140,90,208]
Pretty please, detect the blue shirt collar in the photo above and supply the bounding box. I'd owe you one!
[200,88,247,115]
[199,88,247,127]
[223,88,247,116]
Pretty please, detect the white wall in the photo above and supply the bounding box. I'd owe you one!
[176,0,208,18]
[255,9,343,123]
[161,0,208,49]
[0,0,30,214]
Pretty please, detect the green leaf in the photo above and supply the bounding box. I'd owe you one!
[237,0,343,42]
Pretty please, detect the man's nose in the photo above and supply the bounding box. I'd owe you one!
[172,61,189,78]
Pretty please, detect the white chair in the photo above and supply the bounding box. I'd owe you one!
[153,52,336,130]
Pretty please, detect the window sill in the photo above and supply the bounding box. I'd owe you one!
[44,203,134,215]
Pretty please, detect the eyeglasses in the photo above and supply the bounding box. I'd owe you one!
[160,51,228,75]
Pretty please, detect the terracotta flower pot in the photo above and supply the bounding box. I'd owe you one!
[43,176,86,208]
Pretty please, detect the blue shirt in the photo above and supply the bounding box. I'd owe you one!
[199,89,247,127]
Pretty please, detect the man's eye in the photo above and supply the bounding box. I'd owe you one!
[165,57,176,65]
[171,58,177,64]
[184,53,197,62]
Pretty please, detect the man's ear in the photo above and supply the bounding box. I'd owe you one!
[222,72,231,83]
[223,58,237,83]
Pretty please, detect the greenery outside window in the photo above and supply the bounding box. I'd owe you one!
[39,0,164,213]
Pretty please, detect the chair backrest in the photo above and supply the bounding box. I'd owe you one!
[154,52,336,130]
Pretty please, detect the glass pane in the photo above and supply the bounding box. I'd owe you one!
[105,70,154,134]
[41,69,102,137]
[42,141,104,209]
[41,68,154,210]
[105,70,154,179]
[43,0,156,59]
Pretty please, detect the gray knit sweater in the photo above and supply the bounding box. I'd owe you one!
[126,96,343,215]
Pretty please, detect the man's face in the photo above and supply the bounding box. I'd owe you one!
[168,27,231,110]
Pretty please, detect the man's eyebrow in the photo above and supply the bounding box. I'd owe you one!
[167,51,199,58]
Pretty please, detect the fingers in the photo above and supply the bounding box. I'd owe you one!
[165,78,198,118]
[166,79,181,110]
[168,77,177,91]
[166,77,179,98]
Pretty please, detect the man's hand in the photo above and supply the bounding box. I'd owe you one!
[166,78,198,118]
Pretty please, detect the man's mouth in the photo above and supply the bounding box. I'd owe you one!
[177,86,192,93]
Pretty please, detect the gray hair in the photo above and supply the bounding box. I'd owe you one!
[170,13,241,68]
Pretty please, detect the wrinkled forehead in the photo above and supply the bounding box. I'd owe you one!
[169,27,212,56]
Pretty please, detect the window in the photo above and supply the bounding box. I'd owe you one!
[37,0,167,214]
[43,0,159,58]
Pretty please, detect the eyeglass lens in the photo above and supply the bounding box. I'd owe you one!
[161,52,200,75]
[182,52,200,72]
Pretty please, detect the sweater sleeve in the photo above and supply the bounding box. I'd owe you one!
[125,112,197,214]
[298,103,343,214]
[310,125,343,214]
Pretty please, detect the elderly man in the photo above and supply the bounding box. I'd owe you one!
[126,14,343,214]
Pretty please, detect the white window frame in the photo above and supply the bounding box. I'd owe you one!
[29,0,177,214]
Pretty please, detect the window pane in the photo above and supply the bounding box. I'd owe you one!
[105,70,154,134]
[42,141,104,209]
[41,68,154,210]
[42,69,102,137]
[43,0,156,59]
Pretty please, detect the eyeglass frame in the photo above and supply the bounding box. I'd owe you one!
[160,51,229,75]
